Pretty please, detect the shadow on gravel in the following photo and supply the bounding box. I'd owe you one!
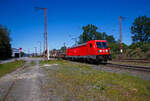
[67,59,108,65]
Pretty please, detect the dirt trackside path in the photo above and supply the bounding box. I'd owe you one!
[40,60,150,101]
[1,59,150,101]
[0,58,50,101]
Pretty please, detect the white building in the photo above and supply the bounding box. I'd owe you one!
[12,48,20,58]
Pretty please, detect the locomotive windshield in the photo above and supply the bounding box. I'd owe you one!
[96,42,108,49]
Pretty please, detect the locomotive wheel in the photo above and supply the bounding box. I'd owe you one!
[102,60,107,64]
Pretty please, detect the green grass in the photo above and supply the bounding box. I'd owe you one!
[30,61,35,66]
[41,60,150,101]
[40,59,65,65]
[0,60,25,77]
[110,61,150,66]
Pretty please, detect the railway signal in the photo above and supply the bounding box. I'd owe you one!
[19,48,22,51]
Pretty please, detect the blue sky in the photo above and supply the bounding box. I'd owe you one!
[0,0,150,53]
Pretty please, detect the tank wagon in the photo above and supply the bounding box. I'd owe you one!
[66,40,111,63]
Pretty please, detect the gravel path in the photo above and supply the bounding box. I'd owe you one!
[0,57,27,64]
[0,58,50,101]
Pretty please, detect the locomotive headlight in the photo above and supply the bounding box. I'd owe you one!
[98,50,102,53]
[106,49,108,52]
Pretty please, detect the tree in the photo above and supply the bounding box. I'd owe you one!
[0,25,12,60]
[78,24,98,43]
[105,35,116,43]
[78,24,116,44]
[131,16,150,43]
[60,46,66,53]
[20,52,24,57]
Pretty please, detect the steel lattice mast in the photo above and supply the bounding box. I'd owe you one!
[35,7,48,59]
[119,16,123,53]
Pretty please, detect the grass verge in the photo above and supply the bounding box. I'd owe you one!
[30,60,35,66]
[110,61,150,66]
[42,60,150,101]
[0,60,25,77]
[40,59,64,65]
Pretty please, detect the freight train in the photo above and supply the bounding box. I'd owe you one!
[49,40,112,63]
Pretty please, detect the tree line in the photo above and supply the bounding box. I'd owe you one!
[78,24,116,44]
[60,16,150,59]
[78,16,150,44]
[0,25,12,60]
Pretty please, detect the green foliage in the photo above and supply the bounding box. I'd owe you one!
[43,60,150,101]
[60,46,66,53]
[105,35,116,43]
[141,43,150,52]
[128,16,150,59]
[109,43,120,58]
[78,24,98,43]
[122,43,129,52]
[20,51,24,57]
[124,42,150,59]
[0,25,12,60]
[78,24,116,44]
[0,60,25,77]
[146,51,150,59]
[131,16,150,43]
[30,61,35,66]
[40,59,65,66]
[109,42,128,59]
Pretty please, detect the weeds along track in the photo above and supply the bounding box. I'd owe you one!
[106,63,150,72]
[67,60,150,72]
[112,59,150,64]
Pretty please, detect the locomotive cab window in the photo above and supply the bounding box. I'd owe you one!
[90,43,92,48]
[96,42,108,49]
[102,42,108,48]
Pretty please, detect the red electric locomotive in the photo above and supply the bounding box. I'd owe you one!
[66,40,111,63]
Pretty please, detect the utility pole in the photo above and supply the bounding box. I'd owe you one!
[35,7,48,59]
[119,16,123,53]
[64,42,66,53]
[38,41,42,56]
[34,47,37,56]
[43,8,47,54]
[28,48,30,57]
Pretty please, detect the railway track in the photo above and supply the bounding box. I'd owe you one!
[112,59,150,63]
[70,60,150,72]
[106,63,150,72]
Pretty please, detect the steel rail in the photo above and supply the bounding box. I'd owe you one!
[106,63,150,72]
[112,60,150,63]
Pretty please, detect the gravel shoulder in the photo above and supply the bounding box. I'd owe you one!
[0,58,50,101]
[39,60,150,101]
